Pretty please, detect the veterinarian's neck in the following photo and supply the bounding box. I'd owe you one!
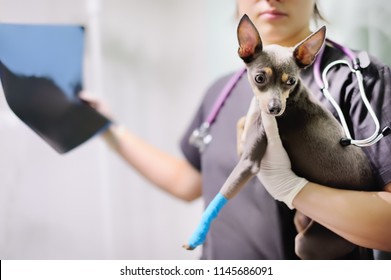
[264,28,312,47]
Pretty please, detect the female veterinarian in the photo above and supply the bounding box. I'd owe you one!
[96,0,391,259]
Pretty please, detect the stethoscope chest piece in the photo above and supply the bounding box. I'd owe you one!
[189,122,212,153]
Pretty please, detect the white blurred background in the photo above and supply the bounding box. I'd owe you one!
[0,0,390,259]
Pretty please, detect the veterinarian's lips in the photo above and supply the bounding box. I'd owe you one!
[259,10,288,20]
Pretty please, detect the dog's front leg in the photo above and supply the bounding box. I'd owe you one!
[221,113,267,199]
[184,112,267,250]
[237,97,258,156]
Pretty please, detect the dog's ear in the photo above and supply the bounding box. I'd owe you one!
[293,26,326,68]
[237,14,263,63]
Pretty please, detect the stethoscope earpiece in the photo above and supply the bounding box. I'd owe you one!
[340,126,391,147]
[340,138,351,147]
[381,126,391,137]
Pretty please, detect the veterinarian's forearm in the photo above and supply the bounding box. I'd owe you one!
[102,124,202,201]
[293,182,391,251]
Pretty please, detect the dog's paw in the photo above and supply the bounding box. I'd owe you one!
[182,244,195,251]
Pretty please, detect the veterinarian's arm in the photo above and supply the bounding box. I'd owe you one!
[80,93,202,202]
[293,182,391,251]
[102,124,202,201]
[260,112,391,251]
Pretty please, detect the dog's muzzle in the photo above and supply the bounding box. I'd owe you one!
[267,99,282,115]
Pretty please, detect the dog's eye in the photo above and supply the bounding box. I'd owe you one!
[286,77,296,86]
[255,73,266,84]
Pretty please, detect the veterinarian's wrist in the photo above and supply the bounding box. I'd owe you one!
[102,123,126,148]
[283,177,309,209]
[290,181,317,209]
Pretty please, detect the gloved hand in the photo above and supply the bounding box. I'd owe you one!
[257,112,309,209]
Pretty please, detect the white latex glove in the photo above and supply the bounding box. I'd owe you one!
[258,112,309,209]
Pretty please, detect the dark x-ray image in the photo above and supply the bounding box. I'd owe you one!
[0,23,111,154]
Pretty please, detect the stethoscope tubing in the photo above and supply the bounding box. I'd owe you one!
[206,67,247,125]
[321,59,381,146]
[315,39,388,147]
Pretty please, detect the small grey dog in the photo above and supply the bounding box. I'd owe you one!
[184,15,375,259]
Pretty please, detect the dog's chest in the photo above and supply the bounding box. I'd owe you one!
[276,107,375,190]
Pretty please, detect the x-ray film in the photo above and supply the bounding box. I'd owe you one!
[0,23,110,154]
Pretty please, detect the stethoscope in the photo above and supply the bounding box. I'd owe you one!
[189,67,246,152]
[190,39,390,152]
[314,39,390,147]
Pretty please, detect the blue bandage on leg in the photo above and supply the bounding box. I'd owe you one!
[187,192,228,249]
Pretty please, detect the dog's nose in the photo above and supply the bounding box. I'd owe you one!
[267,100,282,115]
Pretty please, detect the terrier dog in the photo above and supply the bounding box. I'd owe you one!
[184,15,375,259]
